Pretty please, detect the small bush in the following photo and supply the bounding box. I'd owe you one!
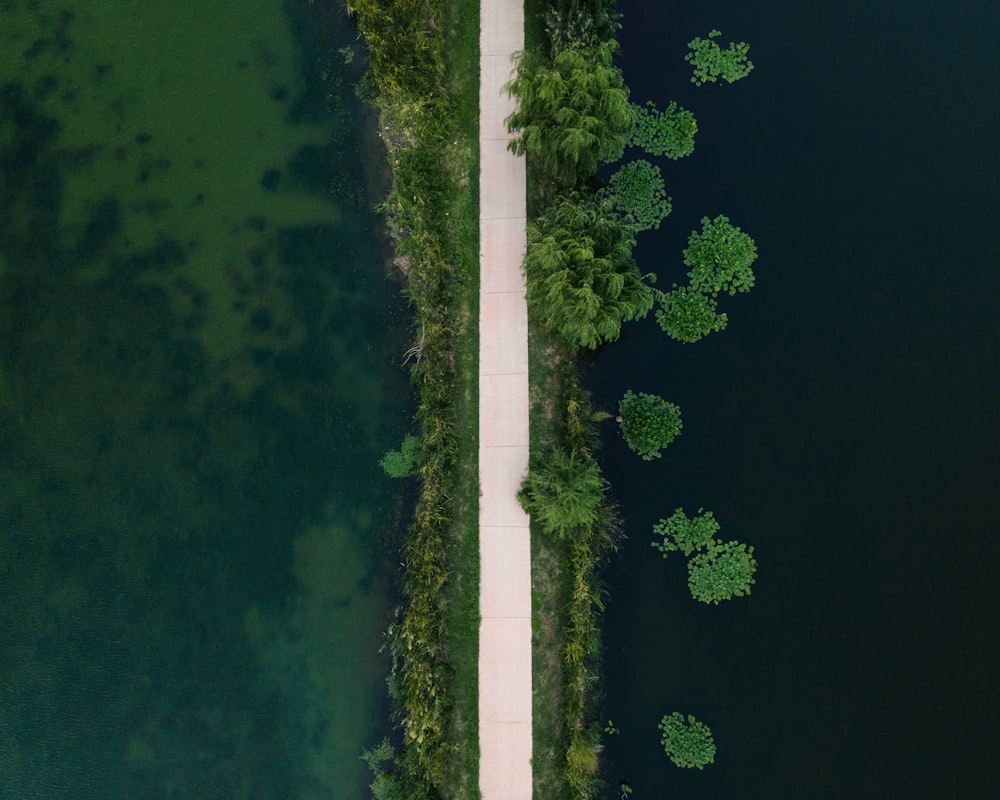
[519,448,605,540]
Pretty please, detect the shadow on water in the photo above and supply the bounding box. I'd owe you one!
[0,2,410,798]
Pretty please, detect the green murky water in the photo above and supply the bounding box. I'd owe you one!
[0,1,409,797]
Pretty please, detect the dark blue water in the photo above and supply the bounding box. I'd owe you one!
[591,2,1000,797]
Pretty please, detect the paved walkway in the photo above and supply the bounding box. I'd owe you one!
[478,1,531,799]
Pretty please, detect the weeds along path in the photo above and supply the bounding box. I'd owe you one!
[478,1,531,798]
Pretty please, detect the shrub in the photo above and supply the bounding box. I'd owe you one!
[506,41,635,186]
[518,448,605,540]
[524,191,654,350]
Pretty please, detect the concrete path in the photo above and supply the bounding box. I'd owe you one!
[478,1,531,799]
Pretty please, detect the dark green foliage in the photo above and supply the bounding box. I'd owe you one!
[629,100,697,160]
[687,540,758,604]
[607,159,672,231]
[347,0,446,101]
[361,738,404,800]
[659,712,716,769]
[684,215,758,297]
[655,284,728,343]
[685,29,754,86]
[652,507,720,557]
[352,0,482,794]
[506,40,635,186]
[544,0,621,54]
[519,448,606,540]
[617,390,682,460]
[379,435,422,478]
[525,191,654,350]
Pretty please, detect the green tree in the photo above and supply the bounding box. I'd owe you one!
[518,448,605,540]
[629,100,697,160]
[617,390,682,460]
[685,29,754,86]
[525,191,654,350]
[687,540,758,604]
[684,214,758,297]
[659,712,716,769]
[652,507,720,557]
[506,41,635,186]
[655,284,728,343]
[379,434,422,478]
[607,159,672,231]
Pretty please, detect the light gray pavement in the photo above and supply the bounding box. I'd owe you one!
[479,1,531,799]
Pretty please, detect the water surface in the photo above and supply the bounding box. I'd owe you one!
[0,2,408,797]
[592,1,1000,797]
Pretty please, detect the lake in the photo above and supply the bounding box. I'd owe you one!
[591,1,1000,797]
[0,2,409,797]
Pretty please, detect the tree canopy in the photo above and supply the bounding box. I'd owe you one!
[652,507,720,557]
[685,29,754,86]
[607,159,672,231]
[659,712,716,769]
[617,390,682,460]
[687,540,758,604]
[518,448,606,540]
[525,191,654,350]
[655,284,728,343]
[683,215,758,297]
[505,40,635,186]
[628,100,697,160]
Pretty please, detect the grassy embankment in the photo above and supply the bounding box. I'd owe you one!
[349,0,480,798]
[521,2,628,798]
[352,0,621,797]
